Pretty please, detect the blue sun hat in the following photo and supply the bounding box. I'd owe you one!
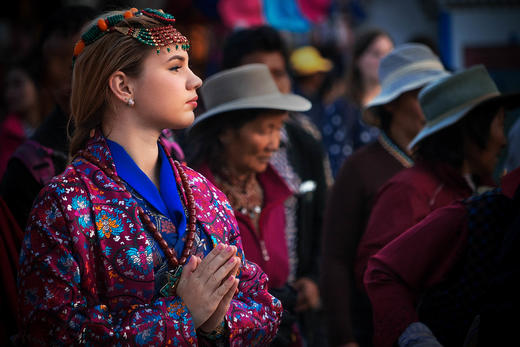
[363,43,449,126]
[408,64,520,149]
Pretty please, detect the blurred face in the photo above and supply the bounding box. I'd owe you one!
[221,111,288,175]
[357,35,393,84]
[241,51,292,94]
[386,89,425,142]
[42,33,79,114]
[5,67,38,115]
[132,47,202,130]
[467,108,507,177]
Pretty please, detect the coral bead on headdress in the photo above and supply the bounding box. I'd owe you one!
[72,8,189,65]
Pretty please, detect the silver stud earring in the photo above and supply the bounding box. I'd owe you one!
[127,98,135,107]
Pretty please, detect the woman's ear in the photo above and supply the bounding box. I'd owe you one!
[108,71,134,105]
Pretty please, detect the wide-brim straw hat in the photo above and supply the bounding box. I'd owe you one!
[363,43,450,126]
[408,64,520,149]
[191,64,311,128]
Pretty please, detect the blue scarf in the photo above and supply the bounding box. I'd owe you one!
[107,139,187,239]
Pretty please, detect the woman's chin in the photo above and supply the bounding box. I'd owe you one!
[171,113,195,129]
[253,161,270,173]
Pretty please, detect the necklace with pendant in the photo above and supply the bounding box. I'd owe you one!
[77,147,197,297]
[215,170,263,222]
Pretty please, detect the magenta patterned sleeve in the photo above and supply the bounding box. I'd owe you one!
[18,181,200,346]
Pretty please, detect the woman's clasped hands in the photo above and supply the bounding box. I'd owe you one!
[176,243,241,333]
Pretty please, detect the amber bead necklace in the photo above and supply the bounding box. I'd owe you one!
[77,149,197,296]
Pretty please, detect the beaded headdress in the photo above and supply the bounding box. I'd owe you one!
[73,8,190,64]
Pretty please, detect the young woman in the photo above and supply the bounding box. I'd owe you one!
[17,8,281,346]
[186,63,311,346]
[320,28,394,176]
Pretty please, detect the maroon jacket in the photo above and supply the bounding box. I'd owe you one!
[0,197,23,344]
[198,164,292,289]
[320,138,412,345]
[355,161,478,289]
[364,167,520,346]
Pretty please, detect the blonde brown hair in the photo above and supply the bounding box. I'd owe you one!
[346,28,392,106]
[69,11,178,155]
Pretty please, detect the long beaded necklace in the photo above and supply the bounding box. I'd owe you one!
[77,149,197,297]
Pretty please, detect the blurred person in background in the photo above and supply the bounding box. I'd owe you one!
[0,5,99,230]
[504,117,520,172]
[219,25,331,346]
[357,68,515,346]
[187,64,311,346]
[0,6,96,344]
[0,61,40,177]
[319,28,394,176]
[0,194,22,345]
[290,45,334,126]
[0,7,98,345]
[320,43,448,347]
[365,158,520,347]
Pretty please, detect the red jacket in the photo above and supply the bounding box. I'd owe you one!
[364,167,520,347]
[355,161,477,289]
[198,164,292,289]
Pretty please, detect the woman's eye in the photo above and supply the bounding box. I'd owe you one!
[169,66,181,71]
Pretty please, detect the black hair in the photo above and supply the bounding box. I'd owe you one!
[186,109,264,171]
[221,26,289,70]
[373,105,394,133]
[413,100,502,168]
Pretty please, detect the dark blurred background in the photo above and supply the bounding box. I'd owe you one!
[1,0,519,141]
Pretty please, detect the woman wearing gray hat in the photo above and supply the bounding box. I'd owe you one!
[186,64,312,346]
[360,65,519,347]
[321,43,448,347]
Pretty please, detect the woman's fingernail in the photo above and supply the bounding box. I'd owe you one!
[228,275,234,282]
[217,243,224,250]
[228,256,235,264]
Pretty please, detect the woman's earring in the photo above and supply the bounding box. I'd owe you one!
[127,98,135,107]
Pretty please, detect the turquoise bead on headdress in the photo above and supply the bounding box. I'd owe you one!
[106,14,125,26]
[141,8,176,24]
[72,7,190,66]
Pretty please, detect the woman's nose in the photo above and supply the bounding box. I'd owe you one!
[267,131,281,152]
[188,69,203,90]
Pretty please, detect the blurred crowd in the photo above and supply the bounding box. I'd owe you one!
[1,1,520,346]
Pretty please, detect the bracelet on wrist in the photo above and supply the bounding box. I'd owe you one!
[198,320,227,340]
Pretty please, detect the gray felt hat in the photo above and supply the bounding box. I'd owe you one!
[192,64,311,128]
[408,64,520,149]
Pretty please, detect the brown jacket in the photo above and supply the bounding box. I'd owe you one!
[320,137,411,345]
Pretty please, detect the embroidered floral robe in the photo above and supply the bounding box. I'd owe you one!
[17,133,282,346]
